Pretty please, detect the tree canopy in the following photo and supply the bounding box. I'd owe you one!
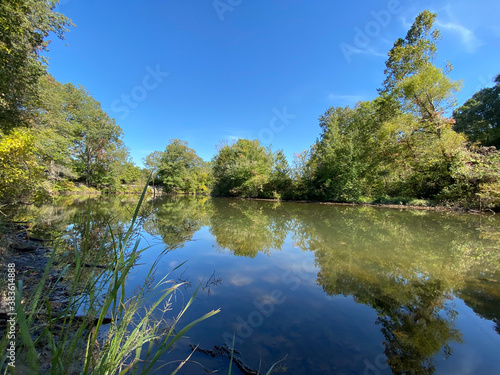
[0,0,72,133]
[453,74,500,148]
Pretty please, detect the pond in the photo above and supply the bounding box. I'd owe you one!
[8,195,500,374]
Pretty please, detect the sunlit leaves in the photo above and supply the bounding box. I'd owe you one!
[0,129,44,202]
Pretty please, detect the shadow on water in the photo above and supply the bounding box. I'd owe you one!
[5,195,500,374]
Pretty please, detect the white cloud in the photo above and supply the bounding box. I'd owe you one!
[399,16,412,31]
[224,135,241,142]
[436,20,484,53]
[229,275,253,286]
[327,94,364,105]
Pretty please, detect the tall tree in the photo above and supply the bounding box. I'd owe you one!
[382,10,441,94]
[212,139,278,198]
[63,83,127,187]
[157,139,209,194]
[143,150,163,191]
[380,10,466,198]
[308,101,384,201]
[0,0,72,133]
[453,74,500,148]
[31,75,76,181]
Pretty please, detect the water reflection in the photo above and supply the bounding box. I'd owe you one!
[6,195,500,374]
[209,199,290,257]
[142,196,209,249]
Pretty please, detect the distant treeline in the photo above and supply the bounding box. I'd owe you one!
[1,4,499,208]
[144,12,500,209]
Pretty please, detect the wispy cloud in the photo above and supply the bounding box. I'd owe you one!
[222,128,253,143]
[224,135,241,142]
[399,16,412,31]
[345,45,387,60]
[435,4,484,53]
[436,20,483,52]
[327,94,364,105]
[400,8,483,54]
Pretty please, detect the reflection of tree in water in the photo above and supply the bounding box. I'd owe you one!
[458,273,500,335]
[8,196,500,372]
[6,195,142,255]
[142,196,209,250]
[293,205,500,374]
[208,199,290,257]
[376,280,461,375]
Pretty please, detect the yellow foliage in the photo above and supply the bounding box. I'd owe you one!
[0,129,45,202]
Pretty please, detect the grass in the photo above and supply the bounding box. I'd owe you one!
[0,180,219,374]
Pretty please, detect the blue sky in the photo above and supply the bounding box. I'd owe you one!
[46,0,500,166]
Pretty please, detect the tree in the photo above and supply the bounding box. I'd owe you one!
[211,139,290,198]
[0,129,44,202]
[63,83,127,188]
[143,150,163,192]
[453,74,500,148]
[379,10,468,198]
[0,0,72,133]
[30,75,77,182]
[382,10,441,94]
[308,102,383,201]
[119,162,143,184]
[157,139,209,194]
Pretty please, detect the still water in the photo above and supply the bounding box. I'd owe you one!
[10,195,500,374]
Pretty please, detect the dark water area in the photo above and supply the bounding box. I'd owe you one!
[7,195,500,374]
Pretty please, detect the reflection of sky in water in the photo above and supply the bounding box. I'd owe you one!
[126,220,500,375]
[9,196,500,374]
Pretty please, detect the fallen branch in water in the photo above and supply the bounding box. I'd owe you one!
[190,344,260,375]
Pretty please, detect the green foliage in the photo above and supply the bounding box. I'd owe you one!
[119,162,144,184]
[156,139,210,194]
[60,83,128,188]
[308,102,383,201]
[0,185,219,374]
[382,10,440,94]
[453,74,500,148]
[0,0,72,132]
[211,139,291,198]
[294,10,499,208]
[0,129,45,202]
[436,145,500,208]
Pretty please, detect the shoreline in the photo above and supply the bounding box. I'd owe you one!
[214,196,498,214]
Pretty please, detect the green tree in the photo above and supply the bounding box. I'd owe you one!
[0,0,72,133]
[63,83,127,188]
[0,129,44,202]
[308,101,383,201]
[30,75,77,182]
[453,74,500,148]
[119,162,143,184]
[157,139,209,194]
[211,139,289,198]
[382,10,441,94]
[143,150,163,190]
[379,10,468,198]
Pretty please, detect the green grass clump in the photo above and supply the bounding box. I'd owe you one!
[0,180,219,374]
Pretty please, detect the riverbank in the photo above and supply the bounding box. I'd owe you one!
[217,195,498,214]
